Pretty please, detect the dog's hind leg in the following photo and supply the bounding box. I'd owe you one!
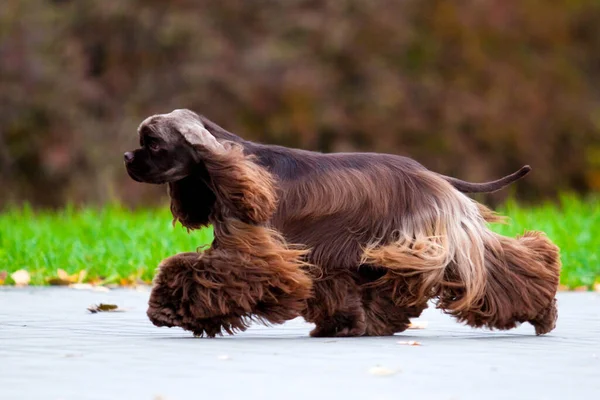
[528,298,558,335]
[359,272,428,336]
[303,273,366,337]
[439,231,561,335]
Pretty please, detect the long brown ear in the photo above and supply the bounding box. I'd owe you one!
[168,167,216,230]
[197,142,277,225]
[167,109,276,225]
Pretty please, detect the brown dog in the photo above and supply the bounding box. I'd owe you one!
[125,109,560,337]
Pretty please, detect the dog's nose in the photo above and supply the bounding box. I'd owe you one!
[124,152,134,163]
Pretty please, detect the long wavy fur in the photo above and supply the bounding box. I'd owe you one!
[147,112,561,337]
[148,143,312,337]
[360,172,561,335]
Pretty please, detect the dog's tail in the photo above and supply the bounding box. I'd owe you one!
[439,165,531,193]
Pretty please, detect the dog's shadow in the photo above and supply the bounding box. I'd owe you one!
[151,331,561,342]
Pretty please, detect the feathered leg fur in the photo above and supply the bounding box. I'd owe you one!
[147,224,313,337]
[148,143,313,337]
[439,231,560,335]
[303,273,366,337]
[360,172,561,335]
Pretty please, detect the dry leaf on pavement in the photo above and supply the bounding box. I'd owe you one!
[407,321,428,329]
[87,303,123,313]
[68,283,110,292]
[69,283,93,290]
[397,340,422,346]
[368,366,398,376]
[11,269,31,286]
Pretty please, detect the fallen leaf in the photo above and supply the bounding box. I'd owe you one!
[87,303,122,313]
[368,366,398,376]
[119,277,133,286]
[11,269,30,286]
[87,276,106,286]
[57,268,69,281]
[0,270,7,285]
[408,321,428,329]
[397,340,422,346]
[68,283,110,292]
[48,269,87,286]
[69,283,93,290]
[118,276,146,287]
[117,269,147,287]
[47,278,69,286]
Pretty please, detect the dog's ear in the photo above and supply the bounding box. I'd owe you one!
[180,123,225,154]
[169,144,276,227]
[201,144,278,225]
[168,171,216,231]
[171,109,226,154]
[166,109,275,225]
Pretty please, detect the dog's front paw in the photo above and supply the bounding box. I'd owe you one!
[310,312,366,338]
[184,314,252,338]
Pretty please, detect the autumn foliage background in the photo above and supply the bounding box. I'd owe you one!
[1,0,600,209]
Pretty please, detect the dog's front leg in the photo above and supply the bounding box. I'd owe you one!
[303,273,366,337]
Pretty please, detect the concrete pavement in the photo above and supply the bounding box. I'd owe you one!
[0,288,598,400]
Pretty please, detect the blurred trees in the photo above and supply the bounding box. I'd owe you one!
[1,0,599,208]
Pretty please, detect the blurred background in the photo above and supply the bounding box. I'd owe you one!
[2,0,600,209]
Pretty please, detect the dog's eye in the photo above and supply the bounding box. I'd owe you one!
[149,142,160,151]
[145,138,160,152]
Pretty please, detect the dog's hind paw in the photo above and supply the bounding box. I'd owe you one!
[529,298,558,335]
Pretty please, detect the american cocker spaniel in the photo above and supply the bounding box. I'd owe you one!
[124,109,560,337]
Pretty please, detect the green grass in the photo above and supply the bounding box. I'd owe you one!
[0,195,598,288]
[0,204,213,286]
[493,195,599,289]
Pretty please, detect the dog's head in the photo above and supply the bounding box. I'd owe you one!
[124,109,224,184]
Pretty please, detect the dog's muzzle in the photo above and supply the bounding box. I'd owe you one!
[124,152,134,164]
